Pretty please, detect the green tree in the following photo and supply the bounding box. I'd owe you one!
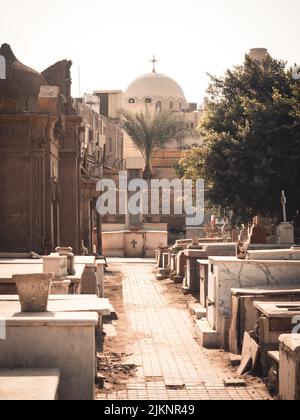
[176,55,300,225]
[119,110,189,179]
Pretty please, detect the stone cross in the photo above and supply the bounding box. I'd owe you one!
[131,239,138,249]
[281,190,287,223]
[150,55,158,73]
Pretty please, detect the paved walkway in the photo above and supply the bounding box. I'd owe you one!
[98,262,271,401]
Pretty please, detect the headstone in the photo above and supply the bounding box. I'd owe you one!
[277,191,294,245]
[236,242,247,260]
[186,227,206,239]
[277,222,294,245]
[231,227,239,242]
[221,220,231,242]
[192,237,199,246]
[248,217,267,244]
[207,215,217,238]
[239,224,249,242]
[43,254,68,278]
[56,247,75,275]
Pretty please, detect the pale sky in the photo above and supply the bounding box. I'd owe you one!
[1,0,300,103]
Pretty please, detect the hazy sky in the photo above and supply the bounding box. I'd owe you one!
[1,0,300,103]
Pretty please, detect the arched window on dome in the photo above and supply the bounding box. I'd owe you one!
[0,55,6,80]
[179,102,182,110]
[145,97,152,104]
[169,101,174,110]
[156,101,162,113]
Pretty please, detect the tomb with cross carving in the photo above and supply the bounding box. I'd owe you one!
[276,190,294,245]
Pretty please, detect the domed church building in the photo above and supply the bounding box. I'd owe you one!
[94,57,202,180]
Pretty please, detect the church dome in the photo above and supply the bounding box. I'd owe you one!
[125,72,186,102]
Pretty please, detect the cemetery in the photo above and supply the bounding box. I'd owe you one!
[154,193,300,399]
[0,251,110,400]
[1,1,300,401]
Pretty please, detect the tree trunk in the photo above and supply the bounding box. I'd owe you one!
[143,163,153,179]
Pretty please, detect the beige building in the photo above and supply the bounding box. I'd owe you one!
[94,61,203,180]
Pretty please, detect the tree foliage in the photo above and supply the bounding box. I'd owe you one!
[119,110,189,179]
[176,55,300,224]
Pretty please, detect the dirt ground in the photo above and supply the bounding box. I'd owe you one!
[96,267,139,393]
[96,264,270,398]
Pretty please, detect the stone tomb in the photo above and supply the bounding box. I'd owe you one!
[203,256,300,349]
[173,249,187,283]
[102,229,168,258]
[183,249,207,294]
[183,244,237,294]
[43,254,68,278]
[96,260,106,298]
[277,222,294,245]
[0,369,60,400]
[0,258,87,295]
[229,286,300,354]
[279,335,300,400]
[186,227,206,239]
[0,311,98,400]
[0,295,111,400]
[198,260,209,308]
[253,301,300,374]
[246,248,300,260]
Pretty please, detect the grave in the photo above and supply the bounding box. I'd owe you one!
[248,217,267,245]
[200,256,300,349]
[229,286,300,354]
[56,247,75,276]
[253,301,300,374]
[80,256,99,295]
[279,334,300,400]
[175,238,223,249]
[277,191,294,246]
[0,294,111,317]
[0,310,98,400]
[183,249,208,293]
[172,250,187,283]
[0,369,60,400]
[43,254,68,278]
[231,227,239,243]
[183,243,236,295]
[199,260,209,308]
[246,248,300,260]
[156,244,169,268]
[277,223,294,245]
[186,226,206,239]
[239,224,249,242]
[96,260,106,298]
[0,257,87,295]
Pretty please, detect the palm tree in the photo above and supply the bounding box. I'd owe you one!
[118,110,189,179]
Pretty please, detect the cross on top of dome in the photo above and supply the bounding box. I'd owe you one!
[150,55,158,73]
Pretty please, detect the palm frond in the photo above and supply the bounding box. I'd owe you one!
[118,109,190,177]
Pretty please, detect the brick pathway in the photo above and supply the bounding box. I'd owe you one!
[98,262,271,401]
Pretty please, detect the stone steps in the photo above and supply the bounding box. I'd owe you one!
[195,319,219,349]
[187,302,207,320]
